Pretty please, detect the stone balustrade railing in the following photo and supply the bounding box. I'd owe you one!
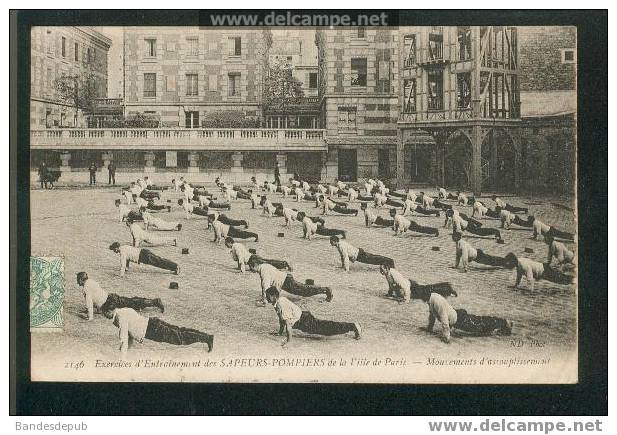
[30,128,328,151]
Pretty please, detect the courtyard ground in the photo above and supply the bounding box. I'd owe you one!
[29,184,578,383]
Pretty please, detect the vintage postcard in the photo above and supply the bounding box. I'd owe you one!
[28,20,577,383]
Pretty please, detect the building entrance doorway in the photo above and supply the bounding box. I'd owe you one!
[338,149,357,182]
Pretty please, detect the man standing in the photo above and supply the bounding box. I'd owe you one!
[106,307,213,355]
[108,161,116,185]
[330,236,395,272]
[266,287,360,347]
[88,161,97,186]
[77,272,163,320]
[38,162,48,189]
[109,242,179,277]
[274,163,281,186]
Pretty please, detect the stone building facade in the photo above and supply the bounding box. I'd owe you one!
[315,27,399,183]
[518,26,576,194]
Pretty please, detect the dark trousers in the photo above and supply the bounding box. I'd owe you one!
[293,311,355,336]
[228,226,258,241]
[282,275,329,297]
[475,249,508,267]
[513,216,533,228]
[460,213,482,227]
[209,201,231,210]
[505,204,528,214]
[236,191,251,200]
[454,309,510,336]
[316,226,346,238]
[357,248,395,268]
[446,193,458,200]
[332,205,356,215]
[218,215,248,228]
[274,174,281,186]
[336,190,349,197]
[466,225,501,239]
[249,255,290,271]
[386,199,405,208]
[145,317,211,345]
[409,221,439,236]
[357,194,374,202]
[486,209,501,219]
[108,172,116,185]
[416,206,440,216]
[389,191,406,199]
[548,226,575,241]
[140,190,160,200]
[193,207,210,217]
[374,217,394,227]
[409,280,457,299]
[126,211,144,222]
[542,264,574,285]
[147,203,167,211]
[100,293,158,313]
[89,172,96,185]
[147,185,166,191]
[138,249,177,272]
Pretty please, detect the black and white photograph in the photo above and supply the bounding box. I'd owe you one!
[24,22,582,384]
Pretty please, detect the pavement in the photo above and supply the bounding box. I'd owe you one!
[29,184,578,382]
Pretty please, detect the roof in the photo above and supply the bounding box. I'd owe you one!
[520,90,576,118]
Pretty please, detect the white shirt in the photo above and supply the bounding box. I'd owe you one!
[452,214,469,232]
[516,257,545,287]
[135,197,148,209]
[428,293,458,342]
[364,207,377,226]
[533,219,551,238]
[406,190,417,202]
[82,279,108,320]
[458,192,468,206]
[335,240,359,272]
[119,245,142,276]
[257,263,288,292]
[322,197,336,213]
[348,188,358,201]
[230,242,251,272]
[302,181,311,191]
[118,204,130,222]
[263,199,276,216]
[500,209,514,228]
[212,220,230,242]
[137,179,148,190]
[394,214,411,234]
[374,193,387,207]
[423,194,435,208]
[294,187,304,201]
[130,222,148,244]
[123,190,133,204]
[495,198,507,208]
[281,186,291,196]
[456,239,477,270]
[327,185,338,196]
[549,240,575,265]
[302,216,318,239]
[275,297,303,325]
[336,180,347,190]
[439,187,447,198]
[112,308,149,354]
[473,201,487,217]
[402,199,418,216]
[386,269,411,302]
[130,185,143,196]
[183,201,194,219]
[317,184,328,195]
[283,207,298,226]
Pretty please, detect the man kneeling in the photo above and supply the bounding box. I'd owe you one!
[266,287,361,347]
[106,307,213,355]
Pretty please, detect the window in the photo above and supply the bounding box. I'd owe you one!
[228,73,240,96]
[46,29,53,54]
[229,37,241,56]
[351,58,367,87]
[378,148,390,178]
[185,111,199,128]
[61,37,66,57]
[186,74,198,96]
[427,71,443,110]
[165,75,176,92]
[308,72,318,89]
[456,73,472,109]
[145,38,157,57]
[403,79,416,113]
[561,49,575,64]
[187,37,199,56]
[457,26,472,61]
[428,33,443,60]
[208,74,218,91]
[377,60,390,93]
[357,27,366,38]
[87,47,93,63]
[74,43,79,61]
[143,73,156,97]
[337,106,357,132]
[403,35,416,67]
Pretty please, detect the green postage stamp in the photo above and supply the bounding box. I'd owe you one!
[30,256,65,331]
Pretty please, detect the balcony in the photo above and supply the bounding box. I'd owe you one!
[30,128,327,151]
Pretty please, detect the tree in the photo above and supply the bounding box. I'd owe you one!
[263,61,305,112]
[55,72,98,126]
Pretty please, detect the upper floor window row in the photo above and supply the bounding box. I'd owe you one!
[143,37,243,57]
